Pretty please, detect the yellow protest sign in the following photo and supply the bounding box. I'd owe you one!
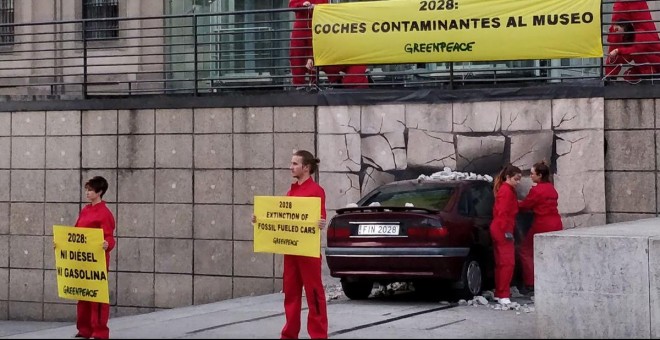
[312,0,602,65]
[53,225,109,303]
[253,196,321,258]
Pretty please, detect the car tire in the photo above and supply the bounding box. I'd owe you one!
[341,280,373,300]
[458,255,483,299]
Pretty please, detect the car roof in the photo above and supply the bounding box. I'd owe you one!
[376,178,490,191]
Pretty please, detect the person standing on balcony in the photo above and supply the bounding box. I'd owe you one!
[73,176,116,339]
[518,161,563,296]
[490,164,522,305]
[321,65,370,89]
[289,0,328,89]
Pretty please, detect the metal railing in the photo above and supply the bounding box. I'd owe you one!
[0,0,657,99]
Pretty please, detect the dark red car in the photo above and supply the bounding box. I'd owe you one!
[326,177,510,300]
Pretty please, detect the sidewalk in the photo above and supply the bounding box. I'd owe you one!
[0,291,536,339]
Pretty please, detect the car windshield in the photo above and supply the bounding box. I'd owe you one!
[362,187,454,211]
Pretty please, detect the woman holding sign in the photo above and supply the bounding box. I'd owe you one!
[74,176,116,339]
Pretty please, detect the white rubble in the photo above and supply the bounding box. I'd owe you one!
[416,167,494,182]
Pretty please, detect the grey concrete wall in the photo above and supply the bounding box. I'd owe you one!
[0,98,607,321]
[535,218,660,338]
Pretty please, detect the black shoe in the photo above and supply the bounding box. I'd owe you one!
[74,333,90,339]
[519,286,534,296]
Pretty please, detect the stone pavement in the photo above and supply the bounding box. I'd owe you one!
[0,290,536,339]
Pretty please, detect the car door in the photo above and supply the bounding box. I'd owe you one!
[468,183,494,249]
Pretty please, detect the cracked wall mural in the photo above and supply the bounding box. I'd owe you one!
[317,98,606,230]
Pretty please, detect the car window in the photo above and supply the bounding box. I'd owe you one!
[362,187,454,210]
[470,185,494,218]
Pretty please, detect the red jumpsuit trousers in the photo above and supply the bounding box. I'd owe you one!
[289,0,327,86]
[77,251,111,339]
[281,177,328,339]
[518,182,563,287]
[490,182,518,299]
[322,65,369,88]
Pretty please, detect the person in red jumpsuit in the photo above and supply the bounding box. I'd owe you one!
[74,176,116,339]
[322,65,369,89]
[289,0,328,88]
[605,0,660,81]
[490,164,522,305]
[518,161,563,295]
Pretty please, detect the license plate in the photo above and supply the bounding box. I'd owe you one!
[357,224,400,235]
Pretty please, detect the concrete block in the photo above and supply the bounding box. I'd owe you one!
[10,236,43,268]
[117,204,154,237]
[155,170,193,203]
[0,301,6,320]
[8,301,42,321]
[0,112,9,136]
[82,136,117,168]
[81,169,117,203]
[0,137,9,168]
[453,101,501,133]
[155,204,193,238]
[274,170,293,196]
[232,277,274,298]
[43,269,72,304]
[361,104,405,134]
[317,105,361,134]
[12,137,45,168]
[10,170,44,202]
[657,131,660,171]
[117,238,154,272]
[0,236,7,267]
[274,254,284,278]
[194,134,232,169]
[0,171,7,201]
[154,274,192,308]
[46,170,80,202]
[118,170,154,203]
[536,220,660,338]
[46,111,80,136]
[509,131,553,171]
[607,213,658,224]
[194,204,232,240]
[82,110,117,135]
[317,134,361,172]
[605,130,655,170]
[274,133,315,169]
[117,272,155,306]
[194,170,232,204]
[275,278,283,292]
[650,237,660,338]
[361,167,395,195]
[232,205,254,241]
[233,134,274,168]
[274,106,315,132]
[0,268,7,299]
[118,109,154,134]
[362,132,406,171]
[552,97,604,130]
[155,109,193,133]
[9,269,43,302]
[194,239,232,275]
[12,111,45,136]
[118,135,155,168]
[194,275,232,305]
[46,136,81,169]
[555,130,604,174]
[233,170,273,205]
[155,239,192,273]
[43,241,55,270]
[456,135,505,174]
[604,99,655,129]
[234,241,273,277]
[405,103,452,132]
[155,135,192,168]
[43,303,76,322]
[233,107,273,133]
[0,203,8,235]
[555,171,605,214]
[561,213,606,229]
[501,99,552,131]
[10,203,44,235]
[606,172,655,213]
[193,108,232,133]
[319,172,361,210]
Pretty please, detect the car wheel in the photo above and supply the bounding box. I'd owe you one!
[459,256,483,298]
[341,280,373,300]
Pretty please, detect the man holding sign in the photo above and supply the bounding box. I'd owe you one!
[253,150,328,339]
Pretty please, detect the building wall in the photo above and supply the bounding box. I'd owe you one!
[0,97,613,321]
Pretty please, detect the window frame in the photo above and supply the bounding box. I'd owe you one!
[0,0,14,46]
[82,0,120,40]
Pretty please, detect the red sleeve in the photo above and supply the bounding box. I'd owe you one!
[102,209,116,252]
[289,0,307,8]
[318,187,327,220]
[519,186,541,211]
[493,187,513,220]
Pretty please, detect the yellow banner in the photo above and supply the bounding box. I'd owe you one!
[312,0,602,65]
[253,196,321,258]
[53,225,109,304]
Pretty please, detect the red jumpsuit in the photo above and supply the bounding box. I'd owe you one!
[489,182,518,299]
[281,177,328,339]
[74,201,116,340]
[322,65,369,89]
[605,0,660,80]
[518,182,562,287]
[289,0,328,86]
